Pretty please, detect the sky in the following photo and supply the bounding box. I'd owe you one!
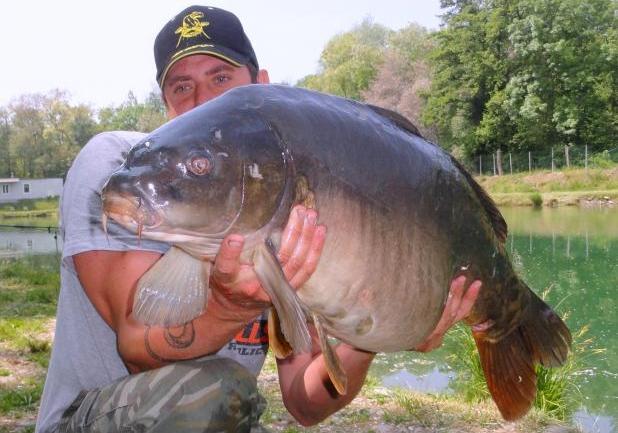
[0,0,443,108]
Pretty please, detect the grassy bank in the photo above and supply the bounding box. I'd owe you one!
[476,166,618,207]
[0,198,59,226]
[259,353,580,433]
[0,255,59,433]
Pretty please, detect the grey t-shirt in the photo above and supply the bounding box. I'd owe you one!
[35,132,268,433]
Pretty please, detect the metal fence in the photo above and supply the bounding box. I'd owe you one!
[471,146,618,176]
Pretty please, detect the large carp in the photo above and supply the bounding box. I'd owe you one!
[102,84,571,420]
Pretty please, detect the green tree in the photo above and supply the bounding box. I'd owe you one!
[423,0,513,153]
[0,108,12,177]
[9,94,46,177]
[423,0,616,157]
[504,0,617,151]
[71,105,98,149]
[98,89,166,133]
[297,19,390,100]
[4,91,99,178]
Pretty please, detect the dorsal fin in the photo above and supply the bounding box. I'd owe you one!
[449,155,508,243]
[366,104,424,138]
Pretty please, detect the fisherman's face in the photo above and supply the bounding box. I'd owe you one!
[163,55,269,119]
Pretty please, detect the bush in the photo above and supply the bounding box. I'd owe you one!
[0,197,59,212]
[589,150,614,169]
[529,192,543,207]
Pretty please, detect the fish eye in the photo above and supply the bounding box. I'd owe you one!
[187,155,212,176]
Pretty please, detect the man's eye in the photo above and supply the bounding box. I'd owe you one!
[174,84,193,94]
[214,74,232,84]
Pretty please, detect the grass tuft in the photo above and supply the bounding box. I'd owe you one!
[447,319,601,422]
[530,191,544,207]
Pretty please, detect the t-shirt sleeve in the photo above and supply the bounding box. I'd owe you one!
[60,131,169,262]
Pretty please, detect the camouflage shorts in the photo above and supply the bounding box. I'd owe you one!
[56,356,270,433]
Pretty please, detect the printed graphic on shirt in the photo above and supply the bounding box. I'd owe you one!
[226,316,269,356]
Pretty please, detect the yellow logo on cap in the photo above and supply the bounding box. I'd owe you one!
[175,11,210,47]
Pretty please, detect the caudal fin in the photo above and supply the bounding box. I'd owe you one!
[474,287,571,421]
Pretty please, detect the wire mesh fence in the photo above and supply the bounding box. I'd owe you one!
[469,146,618,176]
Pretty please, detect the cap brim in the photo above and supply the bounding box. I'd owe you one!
[158,44,248,87]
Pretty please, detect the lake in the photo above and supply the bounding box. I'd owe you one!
[371,206,617,433]
[0,207,615,431]
[0,224,61,257]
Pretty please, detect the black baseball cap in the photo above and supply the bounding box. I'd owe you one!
[154,6,259,88]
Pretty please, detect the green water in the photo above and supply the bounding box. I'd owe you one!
[371,206,617,432]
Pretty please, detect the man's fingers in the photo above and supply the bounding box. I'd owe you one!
[429,276,466,341]
[283,209,318,280]
[454,280,482,323]
[444,275,466,321]
[278,206,306,264]
[412,275,466,352]
[413,276,483,353]
[288,224,326,288]
[212,234,244,285]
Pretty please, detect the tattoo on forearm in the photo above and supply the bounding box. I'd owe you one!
[165,322,195,348]
[144,322,196,363]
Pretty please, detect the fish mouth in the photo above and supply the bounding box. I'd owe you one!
[102,193,162,237]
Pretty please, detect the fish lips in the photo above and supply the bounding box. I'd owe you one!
[102,193,162,233]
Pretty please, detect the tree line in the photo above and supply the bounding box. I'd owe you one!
[299,0,616,160]
[1,0,615,179]
[0,90,166,178]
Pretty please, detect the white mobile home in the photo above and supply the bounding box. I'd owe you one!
[0,178,63,204]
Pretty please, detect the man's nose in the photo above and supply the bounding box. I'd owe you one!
[195,85,216,107]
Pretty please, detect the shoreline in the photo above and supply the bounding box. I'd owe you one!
[490,190,617,208]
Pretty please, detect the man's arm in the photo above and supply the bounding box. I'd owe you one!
[273,276,482,426]
[74,205,324,373]
[74,250,262,372]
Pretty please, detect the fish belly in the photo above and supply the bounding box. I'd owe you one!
[296,188,451,353]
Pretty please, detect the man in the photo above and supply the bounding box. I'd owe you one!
[36,6,482,432]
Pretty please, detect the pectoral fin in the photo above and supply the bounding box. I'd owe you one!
[312,312,348,395]
[268,308,293,359]
[133,246,209,327]
[253,240,311,354]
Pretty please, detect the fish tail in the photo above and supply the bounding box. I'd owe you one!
[473,284,571,421]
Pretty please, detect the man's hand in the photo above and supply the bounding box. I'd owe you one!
[209,205,326,313]
[414,276,483,352]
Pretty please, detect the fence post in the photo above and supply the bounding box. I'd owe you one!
[509,153,513,175]
[479,155,482,176]
[528,151,532,173]
[565,145,570,168]
[492,153,497,176]
[496,149,503,176]
[585,145,588,171]
[551,147,555,172]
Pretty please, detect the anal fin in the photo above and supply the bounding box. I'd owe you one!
[133,246,209,327]
[268,308,293,359]
[312,312,348,395]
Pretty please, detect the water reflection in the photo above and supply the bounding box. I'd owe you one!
[382,367,454,394]
[371,207,617,433]
[574,409,616,433]
[0,227,62,257]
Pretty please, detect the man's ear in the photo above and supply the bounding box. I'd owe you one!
[257,69,270,84]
